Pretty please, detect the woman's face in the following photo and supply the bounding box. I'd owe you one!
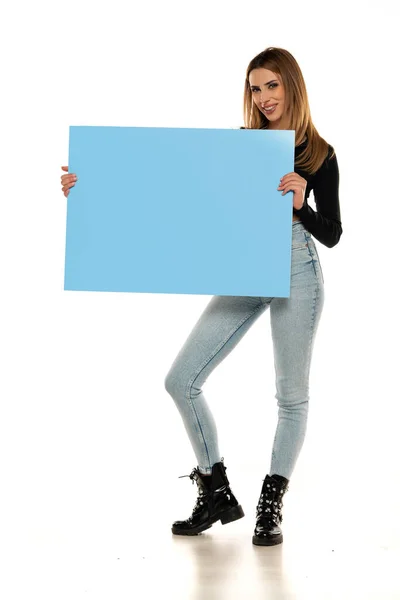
[248,68,287,129]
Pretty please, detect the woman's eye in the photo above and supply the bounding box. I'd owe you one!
[251,83,277,92]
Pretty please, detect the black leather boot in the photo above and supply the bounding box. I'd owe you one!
[252,473,290,546]
[171,458,245,535]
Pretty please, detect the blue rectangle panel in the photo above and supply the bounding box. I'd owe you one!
[64,126,295,296]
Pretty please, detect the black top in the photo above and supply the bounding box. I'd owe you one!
[293,139,342,248]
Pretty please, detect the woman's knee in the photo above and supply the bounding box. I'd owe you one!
[275,381,309,406]
[164,370,175,395]
[164,368,187,398]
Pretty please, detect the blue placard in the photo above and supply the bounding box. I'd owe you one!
[64,126,295,296]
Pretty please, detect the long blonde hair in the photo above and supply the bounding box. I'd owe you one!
[242,47,334,175]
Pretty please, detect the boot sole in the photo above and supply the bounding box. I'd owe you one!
[252,533,283,546]
[172,504,245,535]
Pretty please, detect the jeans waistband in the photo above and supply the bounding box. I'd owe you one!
[292,219,306,229]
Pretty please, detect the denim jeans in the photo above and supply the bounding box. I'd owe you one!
[164,220,325,479]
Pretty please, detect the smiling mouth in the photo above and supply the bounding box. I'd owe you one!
[262,104,277,114]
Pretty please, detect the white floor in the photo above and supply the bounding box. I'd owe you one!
[2,289,399,599]
[1,460,399,600]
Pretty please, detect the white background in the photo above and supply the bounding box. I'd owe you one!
[1,1,399,598]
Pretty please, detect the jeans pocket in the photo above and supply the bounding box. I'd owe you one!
[292,234,309,251]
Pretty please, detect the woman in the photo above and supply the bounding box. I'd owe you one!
[60,47,342,547]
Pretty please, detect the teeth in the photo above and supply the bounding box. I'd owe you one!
[264,105,276,111]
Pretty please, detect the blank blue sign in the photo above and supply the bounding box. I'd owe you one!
[64,126,295,297]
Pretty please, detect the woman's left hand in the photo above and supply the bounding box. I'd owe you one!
[277,172,307,210]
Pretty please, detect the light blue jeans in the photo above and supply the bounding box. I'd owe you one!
[165,220,324,479]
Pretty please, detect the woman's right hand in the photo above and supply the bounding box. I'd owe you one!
[61,166,78,197]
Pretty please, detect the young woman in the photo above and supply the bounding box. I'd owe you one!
[60,47,342,546]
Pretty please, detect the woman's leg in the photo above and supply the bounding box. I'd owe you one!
[165,295,271,474]
[268,229,325,480]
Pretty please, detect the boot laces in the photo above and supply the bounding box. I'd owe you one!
[177,459,228,519]
[178,467,203,485]
[178,468,208,516]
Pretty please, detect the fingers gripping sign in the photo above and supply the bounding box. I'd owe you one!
[60,166,78,198]
[277,172,307,210]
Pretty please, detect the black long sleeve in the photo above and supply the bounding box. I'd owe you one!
[293,145,342,248]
